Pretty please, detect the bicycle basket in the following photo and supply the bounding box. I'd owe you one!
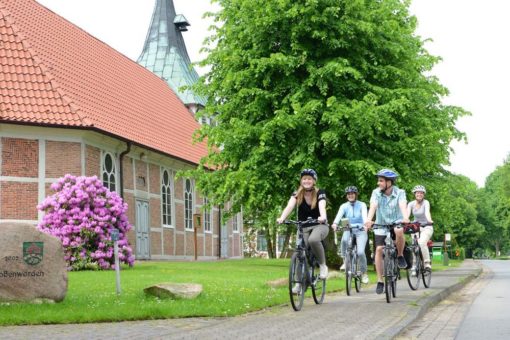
[404,223,420,234]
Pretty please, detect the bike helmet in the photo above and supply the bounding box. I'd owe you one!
[344,186,358,194]
[376,168,398,181]
[412,185,426,193]
[300,168,318,181]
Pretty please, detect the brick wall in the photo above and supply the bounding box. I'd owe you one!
[1,137,38,177]
[122,157,134,190]
[85,145,100,177]
[163,228,174,255]
[45,141,81,178]
[134,159,148,192]
[150,231,162,256]
[149,164,160,195]
[0,182,38,219]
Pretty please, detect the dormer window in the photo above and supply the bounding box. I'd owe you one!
[174,14,190,32]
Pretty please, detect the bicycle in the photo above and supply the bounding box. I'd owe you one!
[373,223,402,303]
[284,219,327,311]
[337,218,363,296]
[404,222,432,290]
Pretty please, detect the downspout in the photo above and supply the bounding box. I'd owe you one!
[119,142,132,200]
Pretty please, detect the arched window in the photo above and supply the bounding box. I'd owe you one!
[232,213,239,232]
[102,152,116,192]
[184,179,194,230]
[161,169,173,226]
[203,197,212,232]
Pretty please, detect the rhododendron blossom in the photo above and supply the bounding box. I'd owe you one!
[38,175,134,270]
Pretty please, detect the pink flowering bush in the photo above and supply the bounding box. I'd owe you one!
[38,174,135,270]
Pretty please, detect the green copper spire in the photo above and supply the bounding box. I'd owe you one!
[138,0,206,108]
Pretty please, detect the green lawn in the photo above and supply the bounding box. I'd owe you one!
[0,257,456,326]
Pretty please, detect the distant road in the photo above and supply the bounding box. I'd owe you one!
[456,260,510,339]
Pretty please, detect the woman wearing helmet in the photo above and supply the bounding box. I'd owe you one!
[405,185,434,270]
[332,186,369,284]
[277,169,329,292]
[364,168,409,295]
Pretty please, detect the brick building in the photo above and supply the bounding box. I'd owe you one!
[0,0,243,260]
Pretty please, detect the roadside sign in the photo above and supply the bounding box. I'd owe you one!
[111,229,120,241]
[445,233,451,242]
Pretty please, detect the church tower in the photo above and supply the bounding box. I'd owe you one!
[138,0,206,114]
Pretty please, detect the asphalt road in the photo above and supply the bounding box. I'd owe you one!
[456,260,510,339]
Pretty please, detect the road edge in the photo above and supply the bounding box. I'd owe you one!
[381,261,483,339]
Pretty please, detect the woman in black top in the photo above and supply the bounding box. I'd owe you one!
[277,169,329,285]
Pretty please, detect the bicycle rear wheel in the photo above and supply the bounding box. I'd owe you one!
[384,250,392,303]
[420,250,432,288]
[289,252,306,311]
[312,262,326,304]
[406,248,420,290]
[345,252,352,296]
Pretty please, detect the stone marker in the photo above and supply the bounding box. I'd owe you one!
[144,283,202,299]
[0,223,68,302]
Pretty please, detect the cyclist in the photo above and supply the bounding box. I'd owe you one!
[332,186,369,284]
[277,169,329,293]
[405,185,434,270]
[364,169,409,294]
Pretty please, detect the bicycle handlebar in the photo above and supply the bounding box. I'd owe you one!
[283,219,329,227]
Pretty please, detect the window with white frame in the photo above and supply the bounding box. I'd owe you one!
[161,169,173,226]
[232,213,239,232]
[184,179,194,230]
[203,197,212,232]
[102,152,116,192]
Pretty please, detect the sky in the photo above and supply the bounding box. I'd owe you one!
[36,0,510,187]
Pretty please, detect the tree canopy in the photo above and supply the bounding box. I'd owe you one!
[190,0,468,256]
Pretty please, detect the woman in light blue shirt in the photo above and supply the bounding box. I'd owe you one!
[332,186,369,284]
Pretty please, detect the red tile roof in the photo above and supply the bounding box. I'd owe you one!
[0,0,207,165]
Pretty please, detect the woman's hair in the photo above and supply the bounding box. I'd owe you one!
[295,185,318,209]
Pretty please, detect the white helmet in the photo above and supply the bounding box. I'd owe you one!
[412,185,426,193]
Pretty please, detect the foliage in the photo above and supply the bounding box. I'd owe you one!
[189,0,467,257]
[37,175,134,270]
[478,156,510,255]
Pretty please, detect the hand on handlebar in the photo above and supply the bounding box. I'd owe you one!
[276,217,284,224]
[318,216,327,224]
[331,223,338,231]
[364,220,374,232]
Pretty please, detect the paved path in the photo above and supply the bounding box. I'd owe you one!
[456,260,510,339]
[0,260,482,340]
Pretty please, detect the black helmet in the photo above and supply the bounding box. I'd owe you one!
[300,168,318,181]
[344,186,358,194]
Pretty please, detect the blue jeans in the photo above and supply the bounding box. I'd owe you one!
[340,229,368,273]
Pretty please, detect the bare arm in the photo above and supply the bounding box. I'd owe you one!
[318,199,327,224]
[364,202,377,231]
[425,200,433,224]
[277,196,297,224]
[400,200,409,223]
[405,202,412,220]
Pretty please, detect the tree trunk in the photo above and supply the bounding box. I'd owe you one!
[495,240,500,257]
[279,224,293,258]
[265,227,275,258]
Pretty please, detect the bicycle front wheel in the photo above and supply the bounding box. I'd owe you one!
[383,250,392,303]
[392,266,398,298]
[312,263,326,304]
[289,252,306,311]
[345,252,352,296]
[406,248,420,290]
[353,251,361,293]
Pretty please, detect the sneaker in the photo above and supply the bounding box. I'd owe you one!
[424,262,432,270]
[410,266,417,277]
[340,263,346,271]
[319,264,328,279]
[362,273,369,284]
[376,282,384,294]
[397,256,407,269]
[292,283,302,295]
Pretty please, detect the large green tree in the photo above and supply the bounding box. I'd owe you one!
[478,156,510,256]
[191,0,467,257]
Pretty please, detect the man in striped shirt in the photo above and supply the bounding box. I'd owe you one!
[365,169,409,294]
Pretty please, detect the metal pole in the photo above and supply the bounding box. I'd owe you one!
[114,240,121,295]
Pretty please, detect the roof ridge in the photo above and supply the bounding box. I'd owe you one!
[0,4,92,127]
